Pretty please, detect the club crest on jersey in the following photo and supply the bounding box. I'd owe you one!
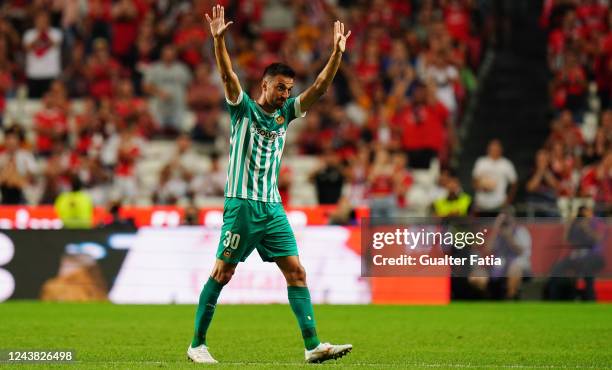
[276,116,285,125]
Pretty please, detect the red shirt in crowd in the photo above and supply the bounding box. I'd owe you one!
[548,27,588,55]
[113,98,146,120]
[116,144,140,177]
[576,2,608,35]
[558,65,587,96]
[174,26,208,68]
[88,58,121,99]
[393,101,449,154]
[278,166,291,208]
[72,115,93,155]
[34,107,67,153]
[111,0,149,57]
[0,70,12,114]
[581,166,612,203]
[444,3,470,42]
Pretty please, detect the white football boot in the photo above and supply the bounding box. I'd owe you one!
[305,342,353,363]
[187,345,218,363]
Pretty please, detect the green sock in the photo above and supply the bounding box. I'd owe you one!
[191,277,223,347]
[288,286,321,350]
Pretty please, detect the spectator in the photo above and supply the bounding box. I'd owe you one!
[297,111,324,154]
[127,25,160,96]
[433,176,471,217]
[310,150,345,205]
[61,40,89,98]
[174,12,207,69]
[278,165,292,208]
[472,139,518,216]
[102,123,144,204]
[102,201,136,229]
[345,147,371,207]
[72,153,112,206]
[54,175,94,229]
[548,205,606,301]
[111,0,148,64]
[419,49,459,121]
[393,81,450,168]
[191,151,226,200]
[183,204,200,225]
[85,38,121,100]
[33,92,68,157]
[391,151,413,208]
[328,196,358,226]
[0,38,14,128]
[188,63,222,145]
[154,134,195,204]
[526,149,561,217]
[87,0,113,42]
[551,51,588,121]
[548,140,576,197]
[469,209,532,299]
[367,148,397,223]
[260,0,295,52]
[113,78,156,136]
[0,126,37,204]
[71,98,102,157]
[40,141,71,204]
[546,110,584,153]
[580,150,612,215]
[144,45,191,134]
[23,11,62,98]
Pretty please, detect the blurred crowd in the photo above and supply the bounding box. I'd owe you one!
[529,0,612,217]
[0,0,489,208]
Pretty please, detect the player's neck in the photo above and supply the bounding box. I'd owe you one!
[256,96,276,114]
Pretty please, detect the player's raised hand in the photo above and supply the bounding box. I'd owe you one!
[205,4,233,39]
[333,20,351,53]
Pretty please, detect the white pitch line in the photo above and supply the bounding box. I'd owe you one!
[69,361,610,369]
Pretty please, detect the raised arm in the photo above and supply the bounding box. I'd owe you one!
[299,21,351,112]
[205,5,241,103]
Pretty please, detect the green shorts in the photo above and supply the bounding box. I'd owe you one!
[216,197,298,264]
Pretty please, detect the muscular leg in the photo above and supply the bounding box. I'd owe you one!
[191,259,237,347]
[276,255,307,286]
[276,256,320,350]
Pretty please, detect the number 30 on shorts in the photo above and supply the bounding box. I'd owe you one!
[223,231,241,249]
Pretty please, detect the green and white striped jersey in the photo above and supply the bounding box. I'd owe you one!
[224,91,305,202]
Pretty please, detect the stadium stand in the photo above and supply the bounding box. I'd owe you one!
[0,0,491,215]
[537,0,612,217]
[5,0,610,219]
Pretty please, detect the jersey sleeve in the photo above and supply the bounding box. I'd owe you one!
[283,95,307,124]
[225,90,250,124]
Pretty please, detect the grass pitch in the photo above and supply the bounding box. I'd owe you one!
[0,302,610,369]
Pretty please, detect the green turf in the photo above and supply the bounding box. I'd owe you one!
[0,302,610,369]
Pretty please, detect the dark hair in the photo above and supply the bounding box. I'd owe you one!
[4,124,25,142]
[70,175,83,191]
[263,63,295,79]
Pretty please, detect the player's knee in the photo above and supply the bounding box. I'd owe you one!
[211,265,236,285]
[285,265,306,284]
